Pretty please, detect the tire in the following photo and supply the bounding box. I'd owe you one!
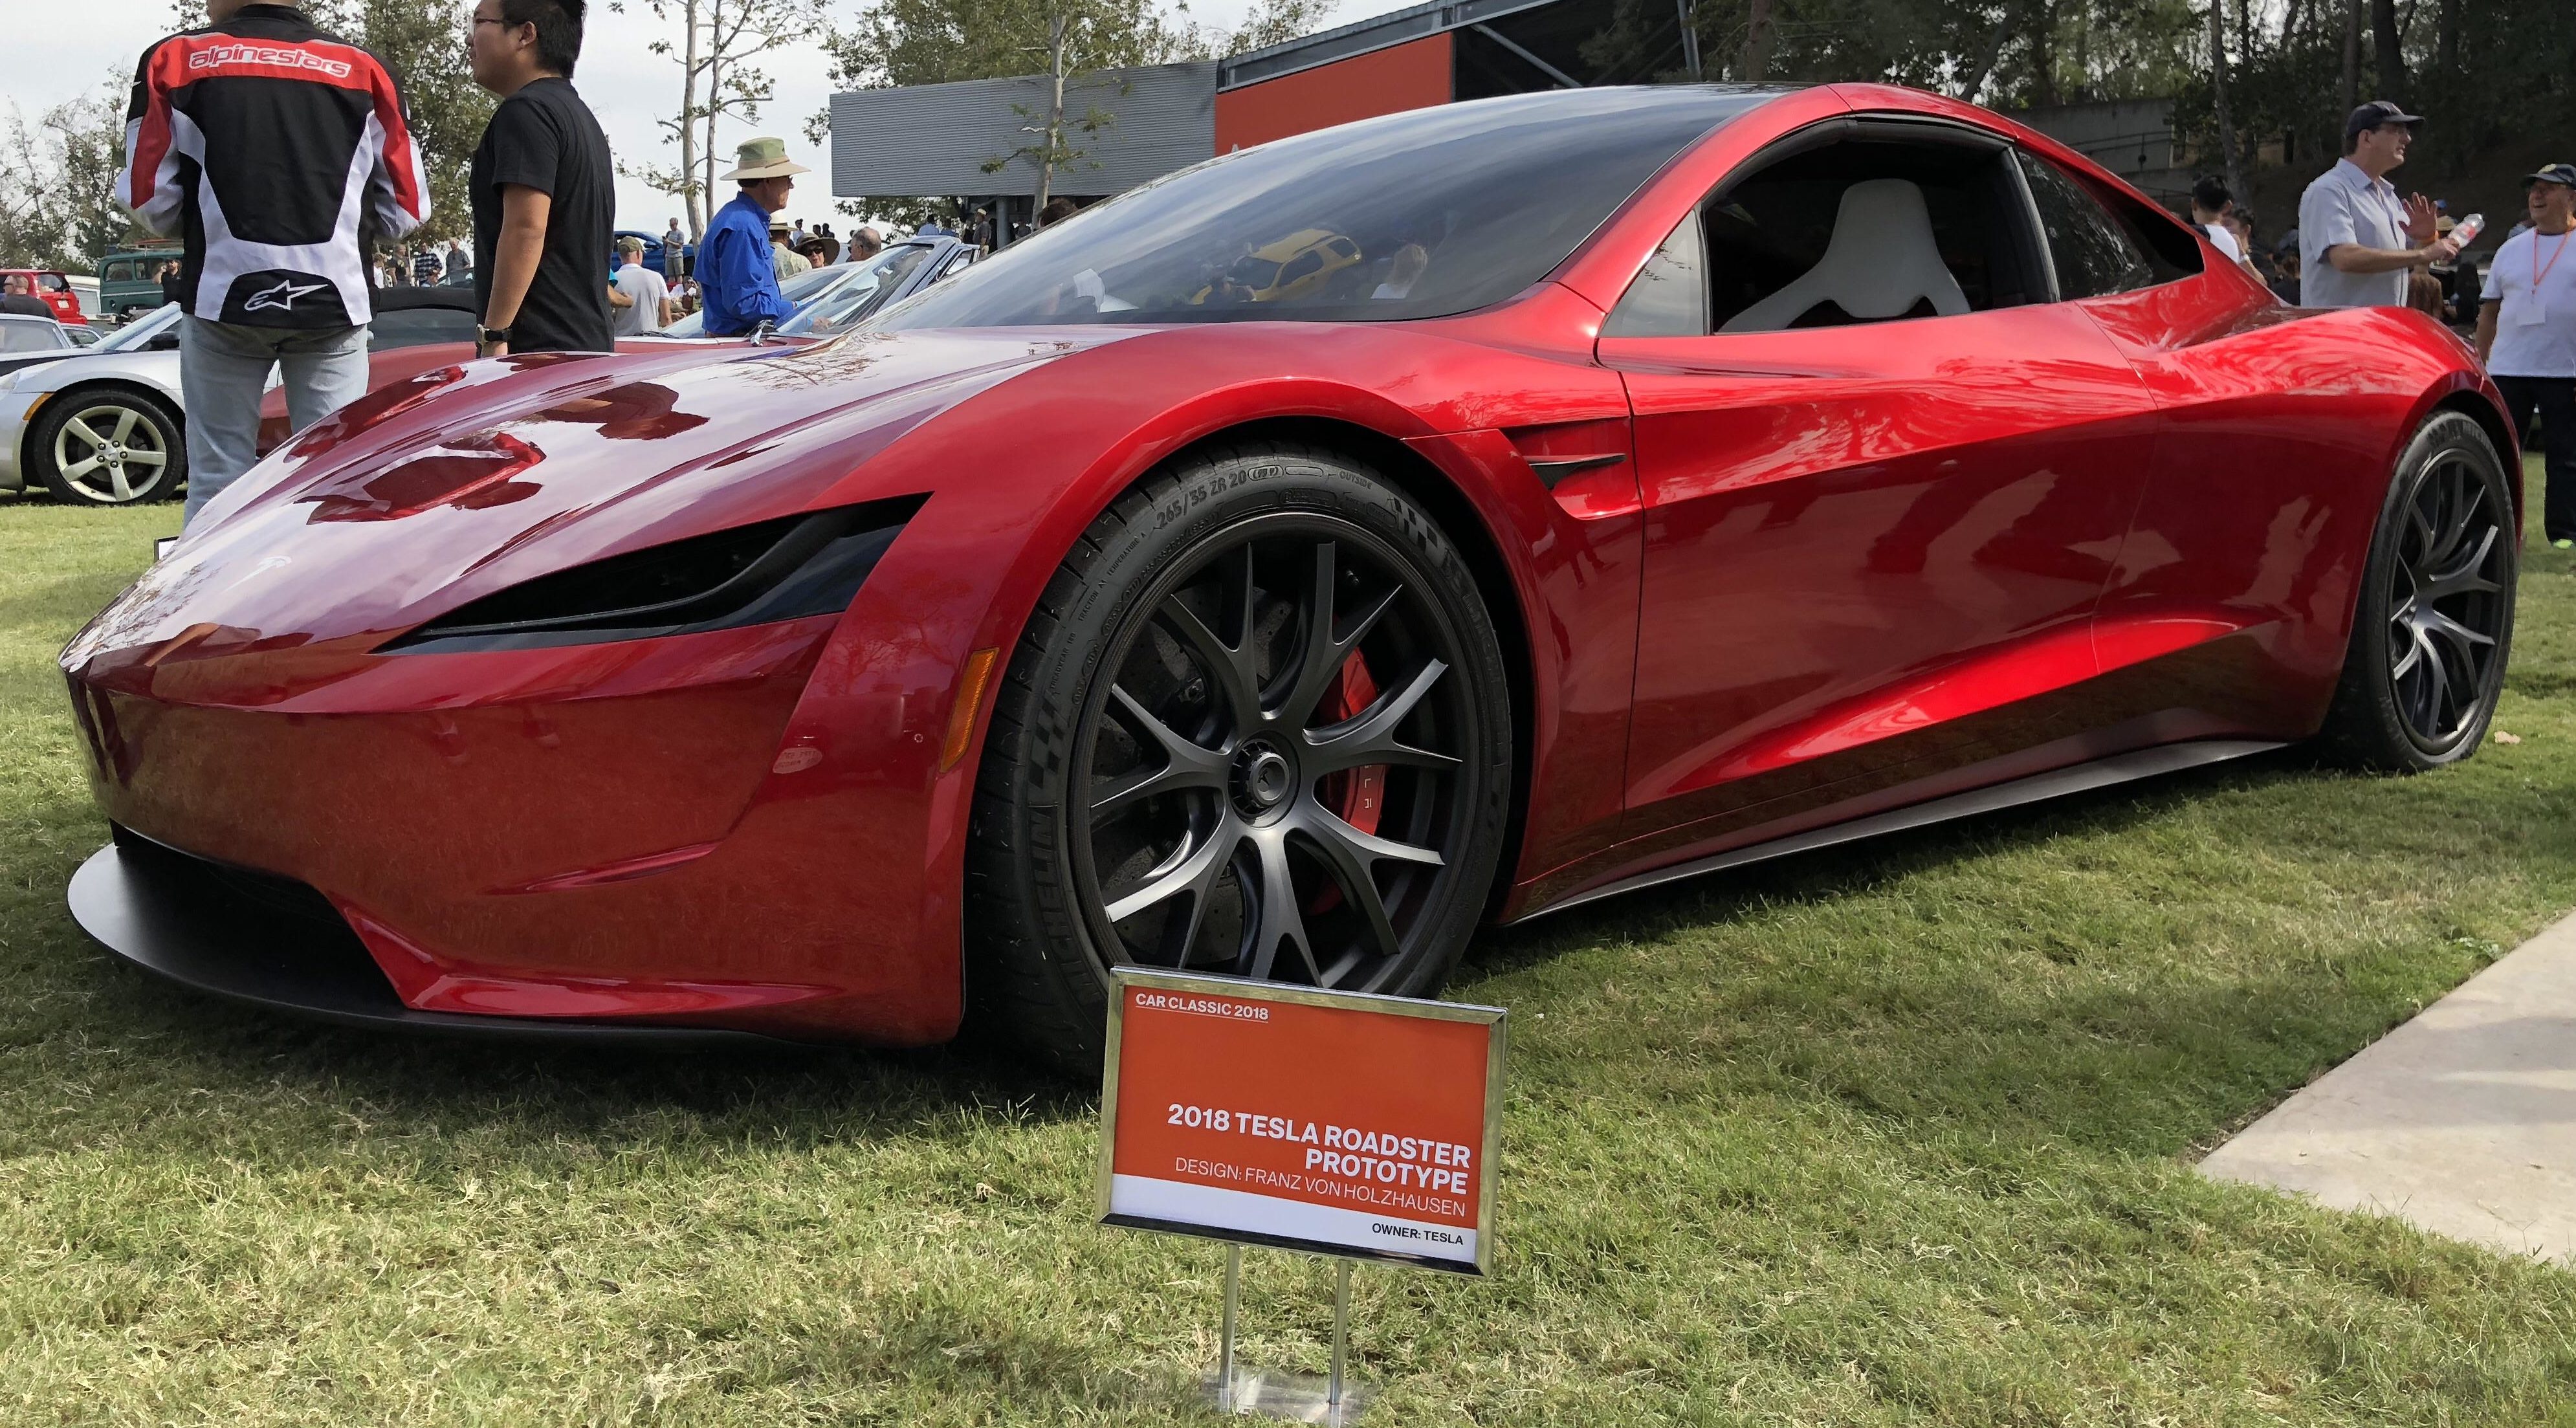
[2316,410,2516,771]
[966,444,1515,1075]
[32,389,186,507]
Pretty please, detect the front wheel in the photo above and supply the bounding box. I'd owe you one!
[33,391,186,507]
[2316,410,2516,770]
[966,445,1515,1074]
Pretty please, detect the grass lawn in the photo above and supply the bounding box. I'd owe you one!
[2,470,2573,1426]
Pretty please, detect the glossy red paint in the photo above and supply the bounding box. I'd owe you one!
[253,336,760,456]
[61,87,2505,1041]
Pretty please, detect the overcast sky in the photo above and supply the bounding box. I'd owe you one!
[5,0,1415,231]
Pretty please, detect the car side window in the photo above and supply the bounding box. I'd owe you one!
[1605,133,2047,338]
[1603,208,1706,338]
[0,322,61,353]
[2014,151,2200,299]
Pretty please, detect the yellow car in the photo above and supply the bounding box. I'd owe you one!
[1193,228,1363,305]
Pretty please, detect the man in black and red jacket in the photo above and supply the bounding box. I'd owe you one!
[120,1,430,528]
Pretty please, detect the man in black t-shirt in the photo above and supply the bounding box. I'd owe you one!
[467,0,612,356]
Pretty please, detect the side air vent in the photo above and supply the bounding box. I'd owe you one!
[382,495,927,654]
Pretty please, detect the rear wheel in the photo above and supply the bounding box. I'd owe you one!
[2317,410,2515,770]
[966,445,1514,1074]
[33,390,185,507]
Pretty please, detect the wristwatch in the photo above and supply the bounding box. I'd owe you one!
[476,324,511,346]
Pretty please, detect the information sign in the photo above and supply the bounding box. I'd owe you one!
[1096,967,1504,1275]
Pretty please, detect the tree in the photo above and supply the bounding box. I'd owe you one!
[980,10,1130,212]
[2207,0,2242,197]
[0,84,143,271]
[819,0,1330,221]
[621,0,825,238]
[2368,0,2401,100]
[1740,0,1775,78]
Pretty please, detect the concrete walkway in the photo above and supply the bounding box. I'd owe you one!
[2200,913,2576,1263]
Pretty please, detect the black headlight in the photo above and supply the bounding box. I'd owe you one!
[382,495,926,654]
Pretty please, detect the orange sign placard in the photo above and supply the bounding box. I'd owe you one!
[1096,969,1504,1274]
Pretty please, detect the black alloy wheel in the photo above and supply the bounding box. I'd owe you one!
[967,445,1513,1073]
[1072,522,1471,987]
[2318,410,2516,770]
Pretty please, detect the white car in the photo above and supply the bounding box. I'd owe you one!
[0,304,188,505]
[0,289,479,507]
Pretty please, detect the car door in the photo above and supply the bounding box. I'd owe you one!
[2015,149,2389,738]
[1594,120,2167,861]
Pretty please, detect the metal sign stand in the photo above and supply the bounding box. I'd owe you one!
[1207,1246,1366,1423]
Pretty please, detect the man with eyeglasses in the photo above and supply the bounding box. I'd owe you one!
[466,0,613,358]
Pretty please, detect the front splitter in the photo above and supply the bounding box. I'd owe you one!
[68,840,793,1048]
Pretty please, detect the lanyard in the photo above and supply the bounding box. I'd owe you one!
[2535,229,2571,289]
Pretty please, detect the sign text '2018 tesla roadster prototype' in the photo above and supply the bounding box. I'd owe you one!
[61,85,2517,1066]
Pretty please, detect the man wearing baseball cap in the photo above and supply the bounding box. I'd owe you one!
[2298,100,2461,309]
[698,136,806,337]
[2476,164,2576,549]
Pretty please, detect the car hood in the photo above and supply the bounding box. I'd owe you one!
[65,327,1137,685]
[8,347,182,395]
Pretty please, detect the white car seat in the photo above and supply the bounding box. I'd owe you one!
[1720,178,1971,333]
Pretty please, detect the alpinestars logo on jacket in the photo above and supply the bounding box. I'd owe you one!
[120,3,428,330]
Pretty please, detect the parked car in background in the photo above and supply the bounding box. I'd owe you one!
[0,289,480,507]
[0,314,92,376]
[613,228,696,279]
[651,236,974,338]
[0,270,88,327]
[67,276,104,326]
[98,248,183,319]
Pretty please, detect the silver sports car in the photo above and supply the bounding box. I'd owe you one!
[0,289,476,507]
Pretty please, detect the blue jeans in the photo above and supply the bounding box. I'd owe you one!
[179,316,368,528]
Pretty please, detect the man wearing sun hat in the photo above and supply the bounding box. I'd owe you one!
[699,135,806,337]
[2477,163,2576,550]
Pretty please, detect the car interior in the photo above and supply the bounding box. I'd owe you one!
[1605,122,2203,339]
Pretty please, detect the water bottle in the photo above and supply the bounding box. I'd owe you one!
[2449,213,2486,248]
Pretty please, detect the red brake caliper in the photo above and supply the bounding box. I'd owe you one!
[1308,650,1385,914]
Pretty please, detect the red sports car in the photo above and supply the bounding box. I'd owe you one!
[60,84,2516,1066]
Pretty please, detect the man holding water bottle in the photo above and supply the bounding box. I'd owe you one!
[2298,102,2463,309]
[2477,164,2576,549]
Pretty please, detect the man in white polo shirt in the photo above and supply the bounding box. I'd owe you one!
[2478,163,2576,549]
[2299,100,2460,309]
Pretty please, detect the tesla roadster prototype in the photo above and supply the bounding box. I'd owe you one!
[61,85,2516,1064]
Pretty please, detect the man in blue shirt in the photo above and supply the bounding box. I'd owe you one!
[699,136,804,336]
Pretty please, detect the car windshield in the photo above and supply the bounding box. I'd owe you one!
[98,303,181,351]
[780,244,937,335]
[877,88,1768,331]
[656,263,851,338]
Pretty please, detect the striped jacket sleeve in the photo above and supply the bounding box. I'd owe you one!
[119,38,186,236]
[362,58,431,239]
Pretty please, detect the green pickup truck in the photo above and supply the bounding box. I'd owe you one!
[98,247,183,320]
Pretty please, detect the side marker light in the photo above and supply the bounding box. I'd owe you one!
[941,647,1002,772]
